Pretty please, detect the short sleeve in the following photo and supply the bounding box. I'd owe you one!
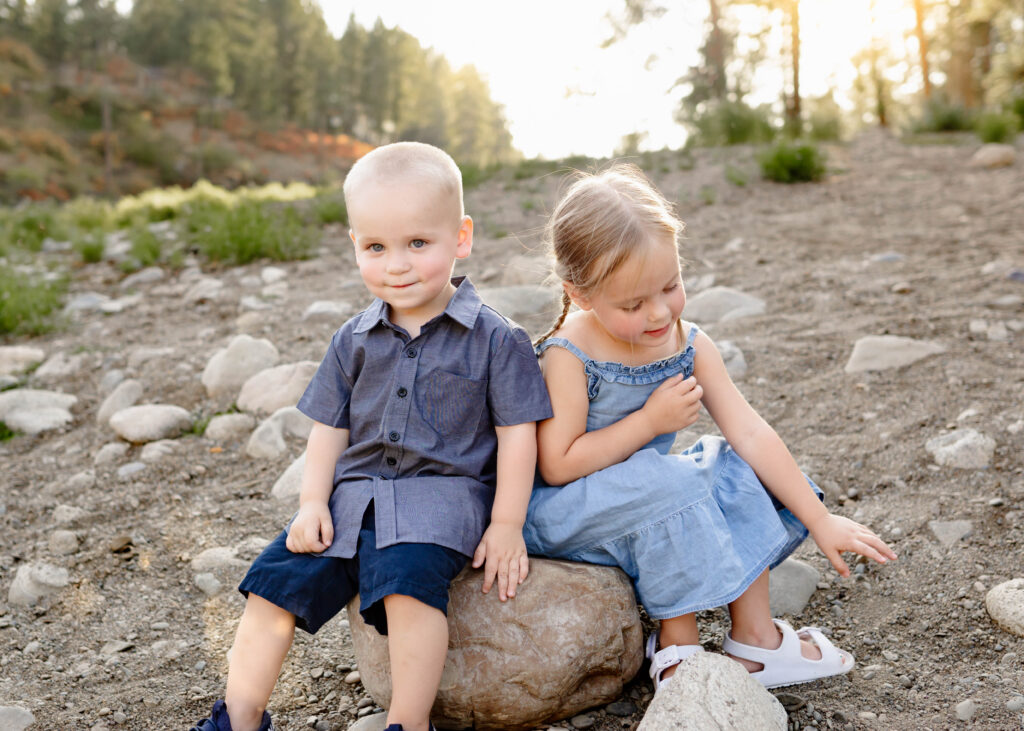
[296,327,354,428]
[487,325,554,426]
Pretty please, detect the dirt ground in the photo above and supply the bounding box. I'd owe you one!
[1,131,1022,730]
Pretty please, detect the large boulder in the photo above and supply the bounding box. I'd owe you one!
[637,652,786,730]
[348,559,642,730]
[201,334,279,399]
[237,361,317,415]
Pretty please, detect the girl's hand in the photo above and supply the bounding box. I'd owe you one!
[807,513,897,577]
[472,522,529,601]
[640,375,703,436]
[286,501,334,553]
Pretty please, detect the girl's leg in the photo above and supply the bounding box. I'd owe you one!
[383,594,448,731]
[725,568,820,672]
[654,612,700,681]
[225,593,296,731]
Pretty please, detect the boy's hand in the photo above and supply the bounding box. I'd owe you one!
[640,375,703,436]
[807,513,897,577]
[286,501,334,554]
[472,522,529,601]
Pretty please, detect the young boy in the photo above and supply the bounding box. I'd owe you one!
[191,142,553,731]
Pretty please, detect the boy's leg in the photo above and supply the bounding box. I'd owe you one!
[224,593,296,730]
[382,594,449,731]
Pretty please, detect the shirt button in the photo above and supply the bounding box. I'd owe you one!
[386,456,397,466]
[396,387,408,398]
[406,348,417,358]
[389,431,400,442]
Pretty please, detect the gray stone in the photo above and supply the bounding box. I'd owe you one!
[0,389,77,434]
[0,706,35,731]
[1006,696,1024,712]
[303,301,352,321]
[94,442,129,466]
[477,285,563,336]
[205,413,257,442]
[261,266,287,284]
[0,346,45,376]
[109,404,192,443]
[246,407,311,459]
[347,714,387,731]
[845,335,946,373]
[53,504,86,525]
[769,558,820,616]
[638,652,786,731]
[191,547,248,573]
[120,266,165,289]
[127,346,175,369]
[925,429,995,469]
[8,562,70,606]
[237,361,317,416]
[68,470,96,491]
[194,573,222,597]
[5,406,74,434]
[99,294,142,314]
[140,439,179,462]
[349,559,641,730]
[869,251,905,263]
[954,699,977,721]
[33,351,87,380]
[50,529,80,555]
[968,144,1016,169]
[96,379,144,425]
[202,334,280,399]
[683,286,766,323]
[718,340,747,380]
[240,295,274,311]
[117,462,147,480]
[986,579,1024,637]
[65,292,111,312]
[271,451,306,500]
[928,520,973,548]
[262,281,289,299]
[184,277,224,304]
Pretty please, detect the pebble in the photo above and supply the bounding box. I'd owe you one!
[605,700,636,716]
[50,530,80,555]
[356,706,374,717]
[570,714,595,729]
[954,699,976,721]
[357,698,374,709]
[117,462,147,481]
[1007,696,1024,712]
[776,692,806,711]
[310,666,324,679]
[344,670,362,684]
[882,650,899,662]
[194,573,222,596]
[857,711,877,721]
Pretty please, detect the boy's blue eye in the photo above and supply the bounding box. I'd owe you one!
[410,239,427,248]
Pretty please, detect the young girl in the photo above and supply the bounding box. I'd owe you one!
[523,165,896,690]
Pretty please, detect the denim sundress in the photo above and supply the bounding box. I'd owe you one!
[523,323,824,620]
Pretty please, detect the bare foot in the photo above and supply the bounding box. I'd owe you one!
[726,625,822,673]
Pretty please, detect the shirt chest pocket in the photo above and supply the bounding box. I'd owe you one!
[417,369,487,437]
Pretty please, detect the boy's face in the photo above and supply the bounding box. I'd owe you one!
[349,180,472,326]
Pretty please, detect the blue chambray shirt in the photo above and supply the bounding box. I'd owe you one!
[296,276,553,558]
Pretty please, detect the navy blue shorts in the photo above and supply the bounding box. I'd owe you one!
[238,506,469,635]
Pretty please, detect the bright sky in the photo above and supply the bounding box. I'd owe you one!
[321,1,918,159]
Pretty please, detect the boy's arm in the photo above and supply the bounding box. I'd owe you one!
[286,422,350,554]
[472,421,536,601]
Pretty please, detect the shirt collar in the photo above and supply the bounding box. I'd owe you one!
[353,276,483,334]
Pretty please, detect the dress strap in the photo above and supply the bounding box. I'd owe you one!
[535,337,593,365]
[684,322,700,349]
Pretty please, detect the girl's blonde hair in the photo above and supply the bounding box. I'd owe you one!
[535,164,685,346]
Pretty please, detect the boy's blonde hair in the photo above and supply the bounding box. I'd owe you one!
[535,164,685,345]
[343,141,464,223]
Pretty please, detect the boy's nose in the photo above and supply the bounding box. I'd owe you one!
[385,254,410,274]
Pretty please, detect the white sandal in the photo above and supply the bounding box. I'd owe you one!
[722,618,855,689]
[645,631,705,691]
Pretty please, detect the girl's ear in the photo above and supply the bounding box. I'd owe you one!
[563,281,591,311]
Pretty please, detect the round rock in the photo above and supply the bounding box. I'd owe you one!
[205,413,257,442]
[201,334,280,399]
[109,404,192,444]
[96,379,144,426]
[769,558,820,616]
[348,559,642,730]
[0,346,45,376]
[845,335,946,373]
[683,286,766,323]
[925,429,995,469]
[237,362,317,416]
[986,579,1024,637]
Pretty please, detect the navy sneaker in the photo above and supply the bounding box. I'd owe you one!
[383,725,436,731]
[189,700,274,731]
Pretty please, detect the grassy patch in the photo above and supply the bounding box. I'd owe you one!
[186,200,317,265]
[311,191,347,225]
[73,233,105,263]
[0,203,64,254]
[0,420,18,440]
[725,165,748,187]
[759,141,827,183]
[0,264,67,335]
[975,111,1019,144]
[691,101,776,147]
[912,98,975,133]
[699,185,717,205]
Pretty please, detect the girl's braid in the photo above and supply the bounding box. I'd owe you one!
[533,290,572,348]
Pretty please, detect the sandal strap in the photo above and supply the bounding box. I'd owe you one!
[795,626,844,665]
[649,644,704,685]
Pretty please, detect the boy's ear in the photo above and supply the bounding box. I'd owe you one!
[563,281,591,311]
[455,216,473,260]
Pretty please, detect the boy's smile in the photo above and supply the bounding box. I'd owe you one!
[349,180,472,333]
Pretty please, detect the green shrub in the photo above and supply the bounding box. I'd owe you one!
[312,192,347,225]
[4,164,47,193]
[197,143,239,177]
[0,420,17,440]
[73,233,105,263]
[130,226,163,268]
[187,201,317,264]
[62,196,113,233]
[0,204,63,252]
[691,101,776,146]
[913,98,974,133]
[0,264,67,335]
[975,111,1019,143]
[759,141,827,183]
[725,164,748,187]
[460,163,497,188]
[1009,96,1024,127]
[513,158,560,181]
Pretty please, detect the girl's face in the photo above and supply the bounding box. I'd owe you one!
[570,238,686,349]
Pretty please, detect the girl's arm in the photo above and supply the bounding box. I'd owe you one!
[693,331,895,575]
[536,346,702,485]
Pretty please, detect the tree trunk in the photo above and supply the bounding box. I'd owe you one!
[101,85,113,194]
[708,0,727,100]
[790,0,800,123]
[913,0,931,99]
